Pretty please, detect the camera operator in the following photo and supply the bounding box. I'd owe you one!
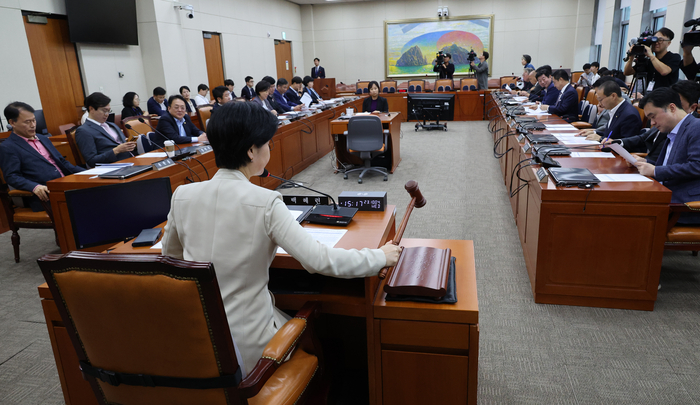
[471,51,489,90]
[433,52,455,79]
[623,27,681,90]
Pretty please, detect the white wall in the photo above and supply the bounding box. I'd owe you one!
[300,0,596,84]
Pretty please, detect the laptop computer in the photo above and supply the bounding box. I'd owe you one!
[548,167,601,187]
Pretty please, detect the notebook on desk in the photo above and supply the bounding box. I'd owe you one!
[548,167,601,187]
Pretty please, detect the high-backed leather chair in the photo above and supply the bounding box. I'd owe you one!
[65,125,85,167]
[343,116,389,183]
[407,80,424,92]
[460,78,477,91]
[571,71,584,85]
[666,203,700,255]
[635,105,648,128]
[435,79,454,92]
[576,86,585,103]
[380,80,397,93]
[499,76,518,88]
[0,170,55,263]
[355,81,369,95]
[122,117,152,142]
[585,89,598,106]
[197,105,213,131]
[37,252,325,405]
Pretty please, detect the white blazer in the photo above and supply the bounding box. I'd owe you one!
[162,169,386,375]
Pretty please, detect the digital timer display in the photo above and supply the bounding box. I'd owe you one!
[338,191,387,211]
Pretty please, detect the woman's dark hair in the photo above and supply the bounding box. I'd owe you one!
[368,81,380,92]
[303,76,314,87]
[179,86,190,95]
[522,54,531,64]
[85,92,111,111]
[255,81,271,95]
[122,92,138,108]
[207,102,278,170]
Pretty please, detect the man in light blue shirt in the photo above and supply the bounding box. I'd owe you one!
[635,88,700,223]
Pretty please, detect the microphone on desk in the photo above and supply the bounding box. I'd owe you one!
[136,117,182,151]
[259,169,358,225]
[124,123,168,155]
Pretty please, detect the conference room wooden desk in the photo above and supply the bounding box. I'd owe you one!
[382,90,486,122]
[38,212,480,405]
[330,112,402,173]
[47,98,364,253]
[489,95,671,310]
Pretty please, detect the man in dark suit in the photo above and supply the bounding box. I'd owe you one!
[154,95,207,147]
[147,87,168,116]
[0,102,84,211]
[241,76,255,101]
[75,92,137,167]
[534,66,560,106]
[543,69,579,122]
[273,78,302,113]
[285,76,304,105]
[263,76,287,115]
[311,58,325,79]
[211,86,232,114]
[579,81,643,146]
[635,88,700,223]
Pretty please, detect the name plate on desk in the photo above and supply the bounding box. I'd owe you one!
[283,195,330,206]
[196,145,213,155]
[523,142,531,153]
[152,158,175,171]
[517,133,525,142]
[537,167,548,183]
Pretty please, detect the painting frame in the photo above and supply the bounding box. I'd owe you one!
[384,15,494,79]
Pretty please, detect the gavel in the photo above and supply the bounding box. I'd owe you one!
[378,180,426,279]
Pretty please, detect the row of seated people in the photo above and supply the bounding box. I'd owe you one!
[0,72,355,211]
[513,66,700,223]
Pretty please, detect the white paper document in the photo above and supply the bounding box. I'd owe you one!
[276,229,348,255]
[151,241,163,250]
[561,139,601,145]
[513,96,528,102]
[289,210,304,221]
[608,143,639,165]
[545,124,577,130]
[594,174,653,182]
[74,167,124,175]
[570,152,615,158]
[551,134,579,140]
[136,152,168,158]
[526,110,550,116]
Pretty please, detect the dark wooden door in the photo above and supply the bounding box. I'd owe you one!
[24,16,84,135]
[274,40,293,84]
[203,33,224,91]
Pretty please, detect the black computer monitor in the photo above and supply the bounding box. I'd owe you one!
[66,178,172,249]
[407,93,455,121]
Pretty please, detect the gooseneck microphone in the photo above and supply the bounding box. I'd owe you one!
[259,169,358,226]
[259,169,339,208]
[123,123,168,154]
[136,117,182,151]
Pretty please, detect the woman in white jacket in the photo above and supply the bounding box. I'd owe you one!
[161,101,401,376]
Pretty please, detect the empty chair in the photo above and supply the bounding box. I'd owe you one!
[408,80,424,93]
[197,105,213,131]
[380,80,397,93]
[435,79,454,92]
[37,252,326,405]
[355,81,369,95]
[343,116,389,183]
[460,78,477,91]
[64,126,85,167]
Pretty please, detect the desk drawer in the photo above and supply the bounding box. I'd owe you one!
[381,319,469,351]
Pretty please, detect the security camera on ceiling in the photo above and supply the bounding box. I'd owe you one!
[171,1,194,19]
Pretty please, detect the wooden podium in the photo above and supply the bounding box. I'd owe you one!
[315,78,336,99]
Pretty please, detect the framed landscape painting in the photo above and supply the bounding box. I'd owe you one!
[384,15,494,78]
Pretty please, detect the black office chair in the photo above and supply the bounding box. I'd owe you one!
[343,116,389,184]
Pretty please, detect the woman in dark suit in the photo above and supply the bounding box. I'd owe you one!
[250,81,278,116]
[362,81,389,113]
[120,92,144,119]
[302,76,321,104]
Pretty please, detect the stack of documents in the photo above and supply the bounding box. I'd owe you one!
[75,163,134,176]
[595,174,653,182]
